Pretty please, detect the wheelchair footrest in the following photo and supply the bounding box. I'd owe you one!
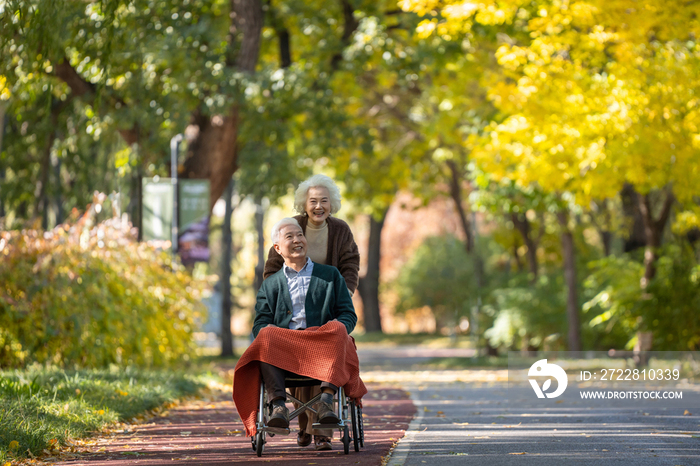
[263,427,290,435]
[312,422,344,429]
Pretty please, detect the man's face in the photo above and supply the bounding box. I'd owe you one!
[274,224,307,262]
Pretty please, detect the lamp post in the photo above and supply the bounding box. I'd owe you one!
[170,134,183,259]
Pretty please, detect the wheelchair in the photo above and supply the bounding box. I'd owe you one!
[251,375,364,456]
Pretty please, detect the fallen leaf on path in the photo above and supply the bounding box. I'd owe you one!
[509,452,527,455]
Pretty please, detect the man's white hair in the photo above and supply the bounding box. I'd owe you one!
[294,174,342,215]
[271,217,302,244]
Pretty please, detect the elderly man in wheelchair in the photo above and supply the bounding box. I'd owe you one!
[232,218,365,456]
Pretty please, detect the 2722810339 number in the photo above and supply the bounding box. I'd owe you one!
[599,368,680,381]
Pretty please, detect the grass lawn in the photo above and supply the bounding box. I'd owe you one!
[0,363,226,464]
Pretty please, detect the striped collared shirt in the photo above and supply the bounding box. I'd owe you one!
[283,257,314,330]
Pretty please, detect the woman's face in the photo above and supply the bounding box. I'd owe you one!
[305,186,331,226]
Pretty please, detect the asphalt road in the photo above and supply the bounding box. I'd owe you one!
[376,372,700,466]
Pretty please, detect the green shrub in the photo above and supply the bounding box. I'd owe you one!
[394,235,479,328]
[0,211,207,368]
[584,245,700,351]
[483,273,568,350]
[637,245,700,350]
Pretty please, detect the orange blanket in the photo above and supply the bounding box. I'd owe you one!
[232,321,367,436]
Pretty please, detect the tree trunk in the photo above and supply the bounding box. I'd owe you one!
[0,102,5,159]
[446,159,473,252]
[38,127,57,229]
[0,166,4,223]
[600,230,613,257]
[512,239,524,273]
[181,106,241,208]
[220,179,235,357]
[330,0,359,70]
[54,156,63,225]
[253,197,265,292]
[637,189,674,288]
[266,0,292,68]
[135,168,144,241]
[593,199,613,256]
[183,0,264,208]
[511,212,538,282]
[358,209,387,333]
[557,210,581,352]
[0,102,6,221]
[620,183,647,253]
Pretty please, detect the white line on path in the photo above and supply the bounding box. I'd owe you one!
[386,384,423,466]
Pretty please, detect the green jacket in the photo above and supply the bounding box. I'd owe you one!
[252,262,357,338]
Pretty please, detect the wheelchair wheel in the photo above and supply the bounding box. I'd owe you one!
[342,424,350,454]
[350,401,360,452]
[358,406,364,447]
[255,431,265,457]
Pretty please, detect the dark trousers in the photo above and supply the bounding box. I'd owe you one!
[259,362,338,402]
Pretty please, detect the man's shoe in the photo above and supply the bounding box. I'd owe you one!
[297,431,312,447]
[267,404,289,428]
[316,401,341,425]
[314,435,332,451]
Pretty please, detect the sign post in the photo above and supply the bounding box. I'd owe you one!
[170,134,183,257]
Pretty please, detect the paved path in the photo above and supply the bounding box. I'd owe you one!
[357,347,475,369]
[377,371,700,466]
[50,383,414,466]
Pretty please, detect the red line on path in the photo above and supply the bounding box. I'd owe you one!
[53,384,415,466]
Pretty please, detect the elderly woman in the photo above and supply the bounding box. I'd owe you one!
[264,174,360,295]
[263,174,360,451]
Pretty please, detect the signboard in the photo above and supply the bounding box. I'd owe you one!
[140,178,210,265]
[177,179,210,265]
[141,178,173,243]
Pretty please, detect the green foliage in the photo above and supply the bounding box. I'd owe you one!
[582,254,643,350]
[394,235,477,326]
[483,273,567,350]
[585,245,700,351]
[0,365,208,463]
[638,246,700,350]
[0,207,207,368]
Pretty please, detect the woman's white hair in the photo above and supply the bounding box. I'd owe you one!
[271,217,302,244]
[294,174,342,215]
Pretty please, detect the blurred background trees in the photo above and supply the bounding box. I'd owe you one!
[1,0,699,367]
